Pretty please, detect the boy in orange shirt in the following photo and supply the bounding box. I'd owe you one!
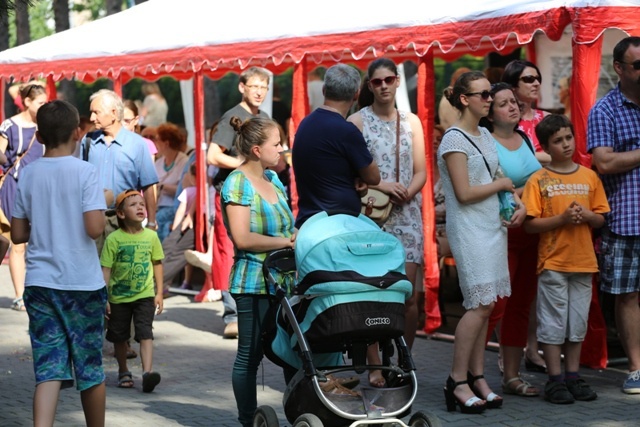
[521,114,609,404]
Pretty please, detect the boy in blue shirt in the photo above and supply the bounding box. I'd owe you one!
[11,100,107,426]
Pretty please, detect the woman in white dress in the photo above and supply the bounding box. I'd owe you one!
[438,71,525,413]
[348,58,426,387]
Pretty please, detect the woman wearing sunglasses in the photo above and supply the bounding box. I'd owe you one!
[480,82,542,398]
[501,59,550,373]
[437,71,526,414]
[501,59,551,166]
[0,82,48,312]
[348,58,426,388]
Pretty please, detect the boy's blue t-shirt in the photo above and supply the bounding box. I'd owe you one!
[13,156,106,291]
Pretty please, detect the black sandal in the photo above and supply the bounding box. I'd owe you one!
[443,376,486,414]
[467,371,503,409]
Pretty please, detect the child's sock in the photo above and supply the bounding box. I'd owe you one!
[549,373,564,383]
[564,371,579,381]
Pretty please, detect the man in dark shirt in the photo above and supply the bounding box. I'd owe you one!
[293,63,380,228]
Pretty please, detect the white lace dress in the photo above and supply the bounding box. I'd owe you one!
[361,107,423,264]
[437,127,510,309]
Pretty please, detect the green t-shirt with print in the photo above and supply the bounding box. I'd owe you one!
[100,228,164,304]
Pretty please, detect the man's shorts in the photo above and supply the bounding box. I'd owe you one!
[537,270,592,345]
[106,297,155,343]
[23,286,107,391]
[599,227,640,295]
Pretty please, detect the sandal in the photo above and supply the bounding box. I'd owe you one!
[11,297,26,311]
[467,372,503,408]
[118,371,134,388]
[320,377,361,397]
[328,374,360,390]
[502,376,540,397]
[142,371,161,393]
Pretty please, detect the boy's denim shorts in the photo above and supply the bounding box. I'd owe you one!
[23,286,107,391]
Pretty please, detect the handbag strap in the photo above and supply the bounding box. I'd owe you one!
[1,132,37,184]
[394,110,400,182]
[444,128,493,178]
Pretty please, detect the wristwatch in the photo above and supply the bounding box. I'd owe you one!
[146,221,157,229]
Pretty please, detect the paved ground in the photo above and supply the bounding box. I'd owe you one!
[1,263,639,426]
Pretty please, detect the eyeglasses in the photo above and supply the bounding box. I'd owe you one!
[464,90,493,100]
[244,84,269,92]
[369,76,398,87]
[123,117,137,125]
[617,60,640,70]
[519,75,542,84]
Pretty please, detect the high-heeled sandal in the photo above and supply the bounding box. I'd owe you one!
[443,376,486,414]
[467,372,503,409]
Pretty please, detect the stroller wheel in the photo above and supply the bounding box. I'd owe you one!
[408,410,442,427]
[292,413,323,427]
[253,405,279,427]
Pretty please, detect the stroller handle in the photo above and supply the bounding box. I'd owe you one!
[262,248,296,287]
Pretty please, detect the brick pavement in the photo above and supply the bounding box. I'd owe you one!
[1,263,639,426]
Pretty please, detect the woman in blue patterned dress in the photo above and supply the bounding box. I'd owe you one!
[348,58,426,387]
[221,116,295,427]
[0,83,47,311]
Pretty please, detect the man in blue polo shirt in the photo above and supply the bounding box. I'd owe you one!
[81,89,158,255]
[588,36,640,394]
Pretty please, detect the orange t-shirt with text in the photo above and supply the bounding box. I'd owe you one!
[521,165,610,275]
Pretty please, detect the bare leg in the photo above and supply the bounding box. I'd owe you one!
[114,341,130,375]
[140,339,154,373]
[0,236,9,262]
[403,262,420,350]
[615,292,640,372]
[450,303,493,404]
[366,343,385,387]
[184,264,193,285]
[563,341,582,374]
[468,310,499,400]
[9,242,26,300]
[541,343,562,377]
[525,297,546,366]
[80,382,106,427]
[33,380,61,427]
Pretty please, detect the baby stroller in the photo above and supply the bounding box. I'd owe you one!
[253,212,441,427]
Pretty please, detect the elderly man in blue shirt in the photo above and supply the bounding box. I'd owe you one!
[80,89,158,255]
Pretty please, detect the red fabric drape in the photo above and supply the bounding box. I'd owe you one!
[570,38,607,369]
[571,38,602,168]
[289,60,309,219]
[417,52,441,334]
[46,75,57,100]
[193,73,215,302]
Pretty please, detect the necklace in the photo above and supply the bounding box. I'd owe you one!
[163,159,175,172]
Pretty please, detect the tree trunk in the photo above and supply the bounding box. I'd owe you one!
[204,77,220,131]
[0,0,16,118]
[15,0,29,46]
[53,0,76,105]
[105,0,121,16]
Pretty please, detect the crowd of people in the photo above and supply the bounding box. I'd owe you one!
[1,36,640,426]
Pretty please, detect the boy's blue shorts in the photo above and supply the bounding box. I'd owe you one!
[23,286,107,391]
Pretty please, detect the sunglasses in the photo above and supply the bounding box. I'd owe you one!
[464,90,493,100]
[369,76,398,87]
[519,75,542,84]
[618,60,640,70]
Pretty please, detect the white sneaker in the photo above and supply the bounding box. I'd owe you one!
[184,250,212,273]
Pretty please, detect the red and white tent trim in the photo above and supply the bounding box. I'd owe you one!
[0,0,638,368]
